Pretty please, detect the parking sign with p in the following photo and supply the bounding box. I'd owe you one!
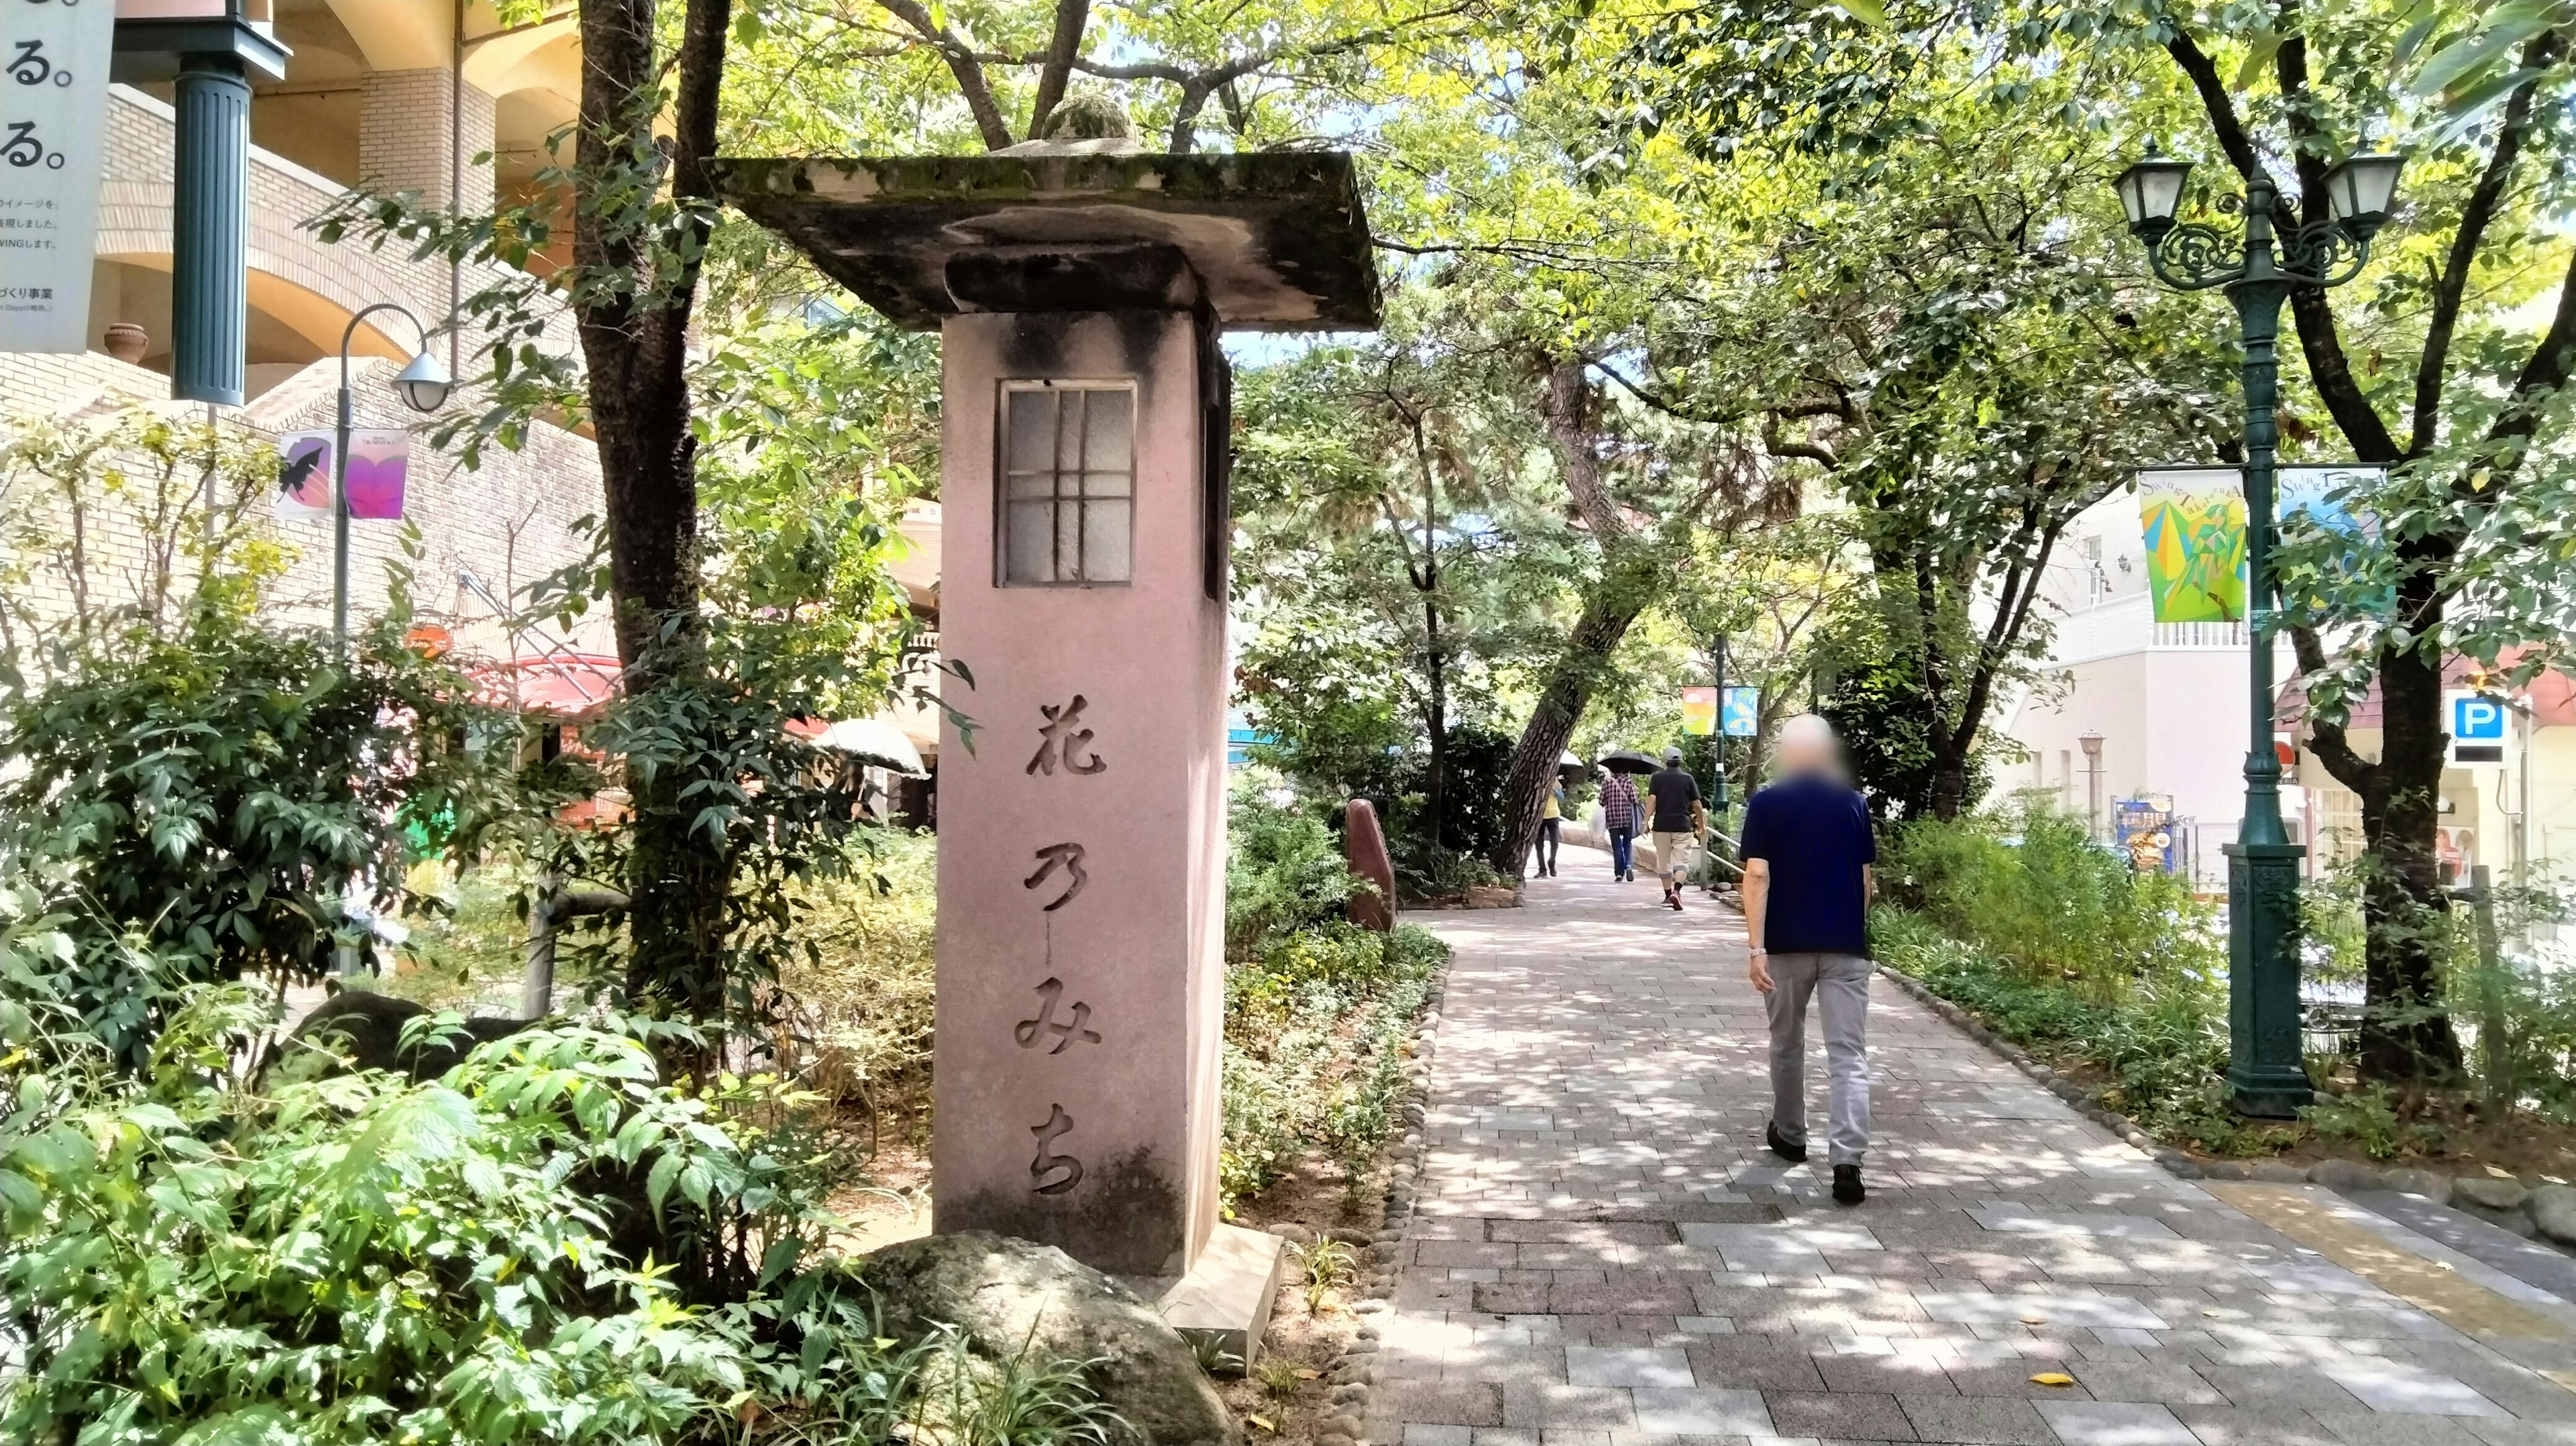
[2446,689,2509,767]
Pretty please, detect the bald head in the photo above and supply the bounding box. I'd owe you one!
[1774,713,1841,778]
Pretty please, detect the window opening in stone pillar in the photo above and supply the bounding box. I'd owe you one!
[1000,381,1134,586]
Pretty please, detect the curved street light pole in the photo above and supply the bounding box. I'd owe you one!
[2116,152,2404,1117]
[333,303,453,648]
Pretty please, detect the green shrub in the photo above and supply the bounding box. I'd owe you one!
[774,830,937,1115]
[1884,807,2221,1005]
[1226,791,1362,962]
[1,987,771,1444]
[0,612,539,1065]
[1872,905,2253,1152]
[1219,920,1442,1206]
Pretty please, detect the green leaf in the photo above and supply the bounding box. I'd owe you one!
[645,1148,683,1215]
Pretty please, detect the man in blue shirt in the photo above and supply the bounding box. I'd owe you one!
[1737,714,1877,1205]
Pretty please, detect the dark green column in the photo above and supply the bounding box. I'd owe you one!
[170,53,248,406]
[2222,237,2314,1118]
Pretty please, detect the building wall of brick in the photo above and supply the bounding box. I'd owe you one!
[360,70,499,215]
[5,87,611,669]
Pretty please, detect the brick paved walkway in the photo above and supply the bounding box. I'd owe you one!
[1366,851,2576,1446]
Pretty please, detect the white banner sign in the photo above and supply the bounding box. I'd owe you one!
[0,0,113,353]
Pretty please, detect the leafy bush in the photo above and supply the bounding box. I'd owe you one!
[0,610,532,1064]
[1884,807,2222,1004]
[1226,792,1361,962]
[774,830,937,1119]
[1872,906,2251,1153]
[0,987,773,1444]
[1221,920,1442,1203]
[0,971,1119,1446]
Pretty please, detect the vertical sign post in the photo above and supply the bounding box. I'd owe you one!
[0,0,115,353]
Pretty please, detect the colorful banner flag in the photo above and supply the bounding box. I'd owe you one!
[2137,467,2245,623]
[1722,686,1760,737]
[274,430,411,521]
[1680,685,1715,736]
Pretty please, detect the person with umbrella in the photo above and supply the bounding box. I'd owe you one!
[1533,777,1567,877]
[1597,762,1642,883]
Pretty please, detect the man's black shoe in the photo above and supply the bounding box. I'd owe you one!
[1764,1122,1806,1163]
[1832,1164,1866,1205]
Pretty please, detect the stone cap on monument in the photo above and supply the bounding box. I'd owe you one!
[708,150,1382,331]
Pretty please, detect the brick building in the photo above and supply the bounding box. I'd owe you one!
[7,1,606,657]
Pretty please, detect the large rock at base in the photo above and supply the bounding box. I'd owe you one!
[2530,1184,2576,1248]
[1345,799,1397,932]
[857,1231,1236,1446]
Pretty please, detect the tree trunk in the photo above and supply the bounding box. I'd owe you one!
[1489,558,1659,877]
[1927,751,1973,822]
[2358,641,2464,1080]
[575,0,737,1030]
[1423,592,1447,852]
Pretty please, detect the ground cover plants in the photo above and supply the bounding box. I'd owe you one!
[1880,807,2576,1176]
[1218,790,1448,1209]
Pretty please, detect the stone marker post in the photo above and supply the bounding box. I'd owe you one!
[713,146,1380,1298]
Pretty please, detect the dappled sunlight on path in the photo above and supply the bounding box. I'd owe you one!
[1364,844,2576,1445]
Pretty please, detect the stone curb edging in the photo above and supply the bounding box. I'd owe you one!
[1876,964,2576,1256]
[1265,952,1448,1446]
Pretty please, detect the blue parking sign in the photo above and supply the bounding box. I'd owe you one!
[2453,695,2506,741]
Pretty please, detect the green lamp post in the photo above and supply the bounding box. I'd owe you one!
[2112,146,2406,1117]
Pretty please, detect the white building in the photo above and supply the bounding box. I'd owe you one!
[2000,486,2296,889]
[2004,485,2576,894]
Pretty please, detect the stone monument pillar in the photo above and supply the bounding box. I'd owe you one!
[714,148,1379,1311]
[931,307,1230,1277]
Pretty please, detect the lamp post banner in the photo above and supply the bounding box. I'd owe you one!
[2136,467,2247,624]
[275,429,409,521]
[276,431,332,517]
[1680,685,1715,736]
[0,0,113,353]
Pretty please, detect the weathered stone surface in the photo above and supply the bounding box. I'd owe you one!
[710,152,1382,331]
[1346,799,1397,931]
[2379,1167,2452,1205]
[2528,1184,2576,1247]
[2306,1158,2385,1192]
[857,1231,1236,1446]
[2451,1175,2526,1212]
[2249,1162,2308,1184]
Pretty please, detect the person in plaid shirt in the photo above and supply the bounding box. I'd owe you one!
[1598,768,1640,882]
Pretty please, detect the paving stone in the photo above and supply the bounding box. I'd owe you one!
[1368,871,2575,1446]
[1896,1394,2056,1444]
[1762,1390,1919,1440]
[1625,1386,1773,1435]
[1564,1347,1693,1388]
[2318,1361,2509,1417]
[2036,1400,2198,1445]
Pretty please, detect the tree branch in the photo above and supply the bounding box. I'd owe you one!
[2162,24,2266,184]
[872,0,1014,150]
[2412,34,2558,457]
[1542,360,1630,542]
[1024,0,1091,140]
[2289,622,2376,791]
[2274,23,2404,463]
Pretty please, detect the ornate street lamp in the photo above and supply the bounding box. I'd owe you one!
[333,303,452,647]
[2112,144,2406,1117]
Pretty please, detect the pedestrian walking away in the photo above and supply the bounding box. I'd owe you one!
[1597,768,1639,881]
[1738,713,1877,1206]
[1532,781,1565,877]
[1645,747,1702,911]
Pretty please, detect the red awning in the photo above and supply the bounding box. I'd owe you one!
[468,653,623,720]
